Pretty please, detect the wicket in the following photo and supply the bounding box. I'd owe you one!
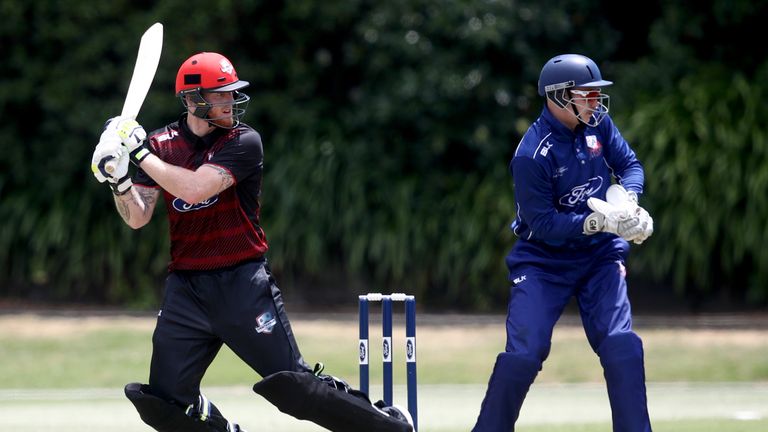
[359,293,418,431]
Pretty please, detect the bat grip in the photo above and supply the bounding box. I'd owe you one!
[105,159,117,174]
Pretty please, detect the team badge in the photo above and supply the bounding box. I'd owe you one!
[220,59,234,75]
[586,135,603,158]
[255,311,277,334]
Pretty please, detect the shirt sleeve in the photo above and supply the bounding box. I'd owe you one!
[601,117,645,196]
[204,129,264,183]
[512,157,587,241]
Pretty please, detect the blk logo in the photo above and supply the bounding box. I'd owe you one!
[539,142,553,157]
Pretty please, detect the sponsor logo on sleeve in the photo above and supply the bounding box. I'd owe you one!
[156,130,179,143]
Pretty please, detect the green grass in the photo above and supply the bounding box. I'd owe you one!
[515,419,768,432]
[1,314,767,431]
[2,314,768,388]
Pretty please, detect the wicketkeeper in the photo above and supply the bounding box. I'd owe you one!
[472,53,654,431]
[90,52,413,432]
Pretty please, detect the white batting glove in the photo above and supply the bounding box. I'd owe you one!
[109,116,150,165]
[105,150,133,195]
[91,123,128,183]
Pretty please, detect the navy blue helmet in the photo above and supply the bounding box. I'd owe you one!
[538,54,613,96]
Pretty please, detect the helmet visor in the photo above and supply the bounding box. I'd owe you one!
[568,89,610,127]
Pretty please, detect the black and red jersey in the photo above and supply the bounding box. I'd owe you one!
[133,116,268,271]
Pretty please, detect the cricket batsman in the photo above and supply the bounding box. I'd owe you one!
[90,52,413,432]
[472,53,654,431]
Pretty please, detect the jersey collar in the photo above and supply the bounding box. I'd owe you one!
[179,114,227,150]
[541,106,586,139]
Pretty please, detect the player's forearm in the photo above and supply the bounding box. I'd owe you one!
[113,187,153,229]
[526,210,587,241]
[138,154,223,204]
[141,155,202,204]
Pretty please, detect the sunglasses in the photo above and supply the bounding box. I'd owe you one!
[570,89,602,98]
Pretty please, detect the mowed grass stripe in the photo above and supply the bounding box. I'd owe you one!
[1,314,767,388]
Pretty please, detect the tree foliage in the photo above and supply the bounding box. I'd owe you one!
[1,0,767,309]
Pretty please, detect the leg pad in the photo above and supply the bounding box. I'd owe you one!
[125,383,210,432]
[253,371,412,432]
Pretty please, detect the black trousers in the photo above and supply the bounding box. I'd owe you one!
[148,258,309,406]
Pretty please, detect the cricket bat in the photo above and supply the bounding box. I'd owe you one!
[105,22,163,174]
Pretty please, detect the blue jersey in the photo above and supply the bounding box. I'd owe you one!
[510,106,644,247]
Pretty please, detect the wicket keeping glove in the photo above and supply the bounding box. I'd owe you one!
[583,184,650,243]
[606,185,654,244]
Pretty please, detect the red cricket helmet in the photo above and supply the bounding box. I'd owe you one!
[175,52,250,127]
[175,52,249,94]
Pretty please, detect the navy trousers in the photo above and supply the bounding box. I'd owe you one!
[473,237,651,432]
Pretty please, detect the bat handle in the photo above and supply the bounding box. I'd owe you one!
[104,158,117,174]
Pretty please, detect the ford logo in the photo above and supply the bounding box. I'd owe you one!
[172,195,219,212]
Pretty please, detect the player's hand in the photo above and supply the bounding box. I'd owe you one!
[583,200,644,240]
[91,123,128,183]
[632,207,654,244]
[103,148,133,195]
[108,170,134,195]
[604,184,653,244]
[584,184,652,244]
[583,197,643,242]
[106,116,151,165]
